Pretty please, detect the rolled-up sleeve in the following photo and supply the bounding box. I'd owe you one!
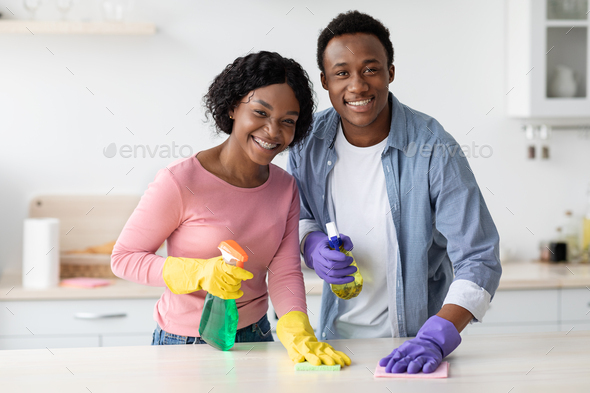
[443,279,491,322]
[429,144,502,321]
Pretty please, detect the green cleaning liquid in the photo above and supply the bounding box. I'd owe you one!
[198,240,249,351]
[326,222,363,300]
[199,293,239,351]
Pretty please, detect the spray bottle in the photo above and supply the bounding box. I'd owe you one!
[326,222,363,300]
[199,240,248,351]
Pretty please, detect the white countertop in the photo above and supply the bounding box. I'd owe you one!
[0,268,322,301]
[497,260,590,289]
[1,331,589,392]
[1,261,589,301]
[0,270,164,301]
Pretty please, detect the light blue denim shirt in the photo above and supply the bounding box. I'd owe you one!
[287,93,502,338]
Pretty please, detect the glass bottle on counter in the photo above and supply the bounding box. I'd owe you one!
[583,183,590,262]
[564,211,580,262]
[549,227,567,263]
[540,240,551,262]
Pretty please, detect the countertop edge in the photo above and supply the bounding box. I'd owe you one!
[2,261,590,301]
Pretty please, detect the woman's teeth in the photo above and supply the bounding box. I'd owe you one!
[347,98,372,106]
[253,136,278,150]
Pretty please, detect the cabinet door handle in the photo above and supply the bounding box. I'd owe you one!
[74,312,127,320]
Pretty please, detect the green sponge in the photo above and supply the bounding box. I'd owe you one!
[294,361,341,371]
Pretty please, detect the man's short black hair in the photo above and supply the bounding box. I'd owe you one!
[317,10,394,74]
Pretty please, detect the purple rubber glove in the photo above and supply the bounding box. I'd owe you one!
[379,315,461,374]
[303,231,356,285]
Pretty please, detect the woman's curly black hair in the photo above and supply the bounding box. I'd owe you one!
[204,51,315,147]
[317,11,394,74]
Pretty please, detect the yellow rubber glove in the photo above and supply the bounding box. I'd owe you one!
[276,311,352,367]
[162,256,253,299]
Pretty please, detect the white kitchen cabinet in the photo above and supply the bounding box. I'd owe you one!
[466,288,560,335]
[101,333,155,347]
[560,322,590,331]
[277,286,580,337]
[0,298,158,350]
[466,286,590,335]
[507,0,590,117]
[479,289,560,324]
[560,287,590,331]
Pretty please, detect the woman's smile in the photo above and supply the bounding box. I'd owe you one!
[252,135,280,151]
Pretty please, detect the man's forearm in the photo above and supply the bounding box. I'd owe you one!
[436,304,473,333]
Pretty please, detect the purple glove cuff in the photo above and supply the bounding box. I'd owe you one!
[303,231,325,269]
[417,315,462,358]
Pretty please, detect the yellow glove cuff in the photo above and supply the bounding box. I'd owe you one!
[276,311,315,344]
[162,256,211,295]
[163,255,253,298]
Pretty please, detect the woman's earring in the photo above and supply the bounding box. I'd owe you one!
[229,115,234,119]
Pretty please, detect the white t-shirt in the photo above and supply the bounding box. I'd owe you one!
[330,123,399,339]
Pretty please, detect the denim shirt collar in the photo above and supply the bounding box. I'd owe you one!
[314,92,408,153]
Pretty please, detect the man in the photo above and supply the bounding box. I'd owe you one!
[287,11,501,374]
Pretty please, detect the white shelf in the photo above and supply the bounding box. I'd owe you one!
[0,20,156,35]
[546,20,588,27]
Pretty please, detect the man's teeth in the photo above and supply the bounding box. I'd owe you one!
[347,98,372,106]
[253,137,278,150]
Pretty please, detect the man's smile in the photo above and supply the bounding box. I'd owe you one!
[344,96,375,113]
[345,97,374,106]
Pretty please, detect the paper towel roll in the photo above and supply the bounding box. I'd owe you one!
[22,218,60,289]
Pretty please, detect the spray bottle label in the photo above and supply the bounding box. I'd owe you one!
[325,222,363,300]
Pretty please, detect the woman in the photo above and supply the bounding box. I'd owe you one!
[111,51,350,367]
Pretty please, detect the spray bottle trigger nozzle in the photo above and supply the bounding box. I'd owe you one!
[220,250,237,266]
[218,240,248,269]
[328,236,341,249]
[326,222,342,249]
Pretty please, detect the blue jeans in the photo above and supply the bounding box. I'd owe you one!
[151,314,274,345]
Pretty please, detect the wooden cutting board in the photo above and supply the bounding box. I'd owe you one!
[28,194,141,257]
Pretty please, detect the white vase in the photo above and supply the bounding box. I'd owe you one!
[549,65,577,98]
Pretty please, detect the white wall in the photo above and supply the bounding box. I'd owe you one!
[1,0,590,271]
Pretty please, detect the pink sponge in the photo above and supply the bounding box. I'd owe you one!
[60,277,112,288]
[374,361,449,378]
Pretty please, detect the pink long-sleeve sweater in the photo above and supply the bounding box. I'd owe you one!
[111,155,307,337]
